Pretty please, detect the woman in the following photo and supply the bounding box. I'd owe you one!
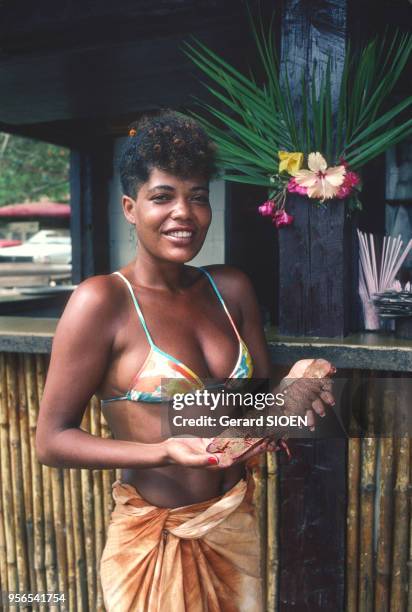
[36,111,333,612]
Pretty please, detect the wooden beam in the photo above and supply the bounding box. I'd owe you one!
[0,14,255,126]
[70,141,112,282]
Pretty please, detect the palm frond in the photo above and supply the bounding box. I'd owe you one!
[183,10,412,188]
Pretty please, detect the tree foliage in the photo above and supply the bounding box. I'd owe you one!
[0,133,70,206]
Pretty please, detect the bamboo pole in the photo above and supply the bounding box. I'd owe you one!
[7,353,30,607]
[63,469,76,611]
[17,354,35,595]
[250,452,267,609]
[70,468,88,611]
[24,354,46,598]
[50,468,68,611]
[0,419,8,597]
[35,354,59,600]
[374,384,395,612]
[42,465,59,595]
[81,404,96,611]
[266,451,278,611]
[91,397,105,611]
[390,434,410,612]
[358,373,378,612]
[346,370,362,612]
[100,409,115,535]
[347,439,361,612]
[408,433,412,612]
[0,354,18,595]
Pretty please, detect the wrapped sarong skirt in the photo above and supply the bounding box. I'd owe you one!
[100,470,263,611]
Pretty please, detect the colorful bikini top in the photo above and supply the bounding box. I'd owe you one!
[101,267,253,404]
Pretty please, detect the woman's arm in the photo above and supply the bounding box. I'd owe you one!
[35,276,216,470]
[36,275,162,468]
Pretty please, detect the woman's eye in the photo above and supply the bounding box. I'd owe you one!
[192,197,210,205]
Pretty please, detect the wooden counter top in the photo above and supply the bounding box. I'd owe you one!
[0,317,411,371]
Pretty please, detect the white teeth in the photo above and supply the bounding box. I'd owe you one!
[167,231,193,238]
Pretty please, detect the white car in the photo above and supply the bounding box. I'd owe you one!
[0,230,71,264]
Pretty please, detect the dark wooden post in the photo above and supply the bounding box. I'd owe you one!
[70,140,112,283]
[276,2,348,610]
[277,0,362,339]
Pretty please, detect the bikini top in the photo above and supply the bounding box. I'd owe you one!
[100,267,254,404]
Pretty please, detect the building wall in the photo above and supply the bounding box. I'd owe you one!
[108,137,225,271]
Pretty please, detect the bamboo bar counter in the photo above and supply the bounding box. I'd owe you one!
[0,316,411,611]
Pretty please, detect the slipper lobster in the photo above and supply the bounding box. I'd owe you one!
[206,358,336,462]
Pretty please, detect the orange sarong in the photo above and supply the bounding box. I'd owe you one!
[100,471,263,611]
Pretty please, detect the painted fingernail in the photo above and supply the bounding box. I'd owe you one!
[208,456,219,465]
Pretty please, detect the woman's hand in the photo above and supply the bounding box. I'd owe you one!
[164,436,276,469]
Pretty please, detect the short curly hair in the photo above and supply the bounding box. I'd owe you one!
[119,110,218,198]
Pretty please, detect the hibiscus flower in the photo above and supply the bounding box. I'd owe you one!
[294,153,346,202]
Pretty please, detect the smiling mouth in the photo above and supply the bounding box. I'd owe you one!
[163,229,196,243]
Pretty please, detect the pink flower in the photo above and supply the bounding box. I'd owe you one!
[345,171,360,187]
[287,177,308,196]
[258,200,275,216]
[336,171,360,199]
[272,209,294,228]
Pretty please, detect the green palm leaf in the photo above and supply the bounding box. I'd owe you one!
[183,10,412,188]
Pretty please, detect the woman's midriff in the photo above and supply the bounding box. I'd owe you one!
[101,399,246,509]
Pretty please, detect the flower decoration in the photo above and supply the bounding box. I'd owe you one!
[287,177,308,196]
[185,20,412,232]
[278,151,304,175]
[336,171,360,199]
[258,151,361,229]
[258,200,275,216]
[272,209,294,228]
[293,153,346,202]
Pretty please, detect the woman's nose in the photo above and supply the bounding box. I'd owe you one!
[170,198,192,219]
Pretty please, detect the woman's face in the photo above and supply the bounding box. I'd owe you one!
[122,167,212,264]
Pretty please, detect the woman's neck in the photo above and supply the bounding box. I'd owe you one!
[131,252,194,292]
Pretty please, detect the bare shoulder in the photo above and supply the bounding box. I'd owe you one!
[201,264,254,299]
[56,273,126,337]
[68,273,119,305]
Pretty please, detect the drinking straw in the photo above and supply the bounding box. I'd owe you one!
[383,235,402,290]
[369,233,379,293]
[359,231,377,296]
[358,230,411,330]
[381,235,398,292]
[379,235,387,292]
[379,235,392,293]
[387,239,412,287]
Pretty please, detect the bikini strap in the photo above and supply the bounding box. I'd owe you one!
[198,267,241,341]
[112,271,154,347]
